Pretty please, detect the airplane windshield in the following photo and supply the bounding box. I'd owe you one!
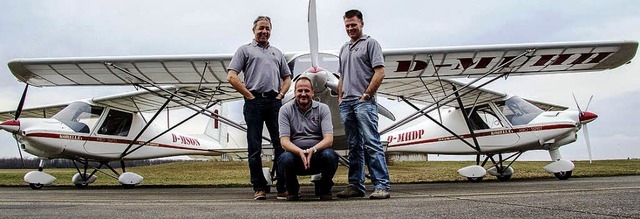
[288,53,339,79]
[52,102,104,133]
[497,96,543,126]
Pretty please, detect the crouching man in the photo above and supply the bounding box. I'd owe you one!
[278,76,338,201]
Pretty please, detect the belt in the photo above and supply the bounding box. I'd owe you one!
[250,91,278,98]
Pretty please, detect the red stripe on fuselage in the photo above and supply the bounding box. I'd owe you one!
[24,133,212,152]
[388,124,575,147]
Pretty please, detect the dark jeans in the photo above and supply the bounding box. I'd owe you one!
[243,96,285,192]
[277,148,338,195]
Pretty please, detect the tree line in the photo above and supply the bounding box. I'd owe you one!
[0,157,198,169]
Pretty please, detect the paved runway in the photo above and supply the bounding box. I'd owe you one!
[0,175,639,218]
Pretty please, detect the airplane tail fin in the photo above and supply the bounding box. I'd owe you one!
[203,103,247,150]
[204,104,228,148]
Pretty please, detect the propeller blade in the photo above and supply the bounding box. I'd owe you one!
[307,0,319,69]
[15,84,29,120]
[325,80,338,92]
[585,95,594,111]
[583,124,593,164]
[13,134,25,168]
[571,93,583,116]
[377,103,396,121]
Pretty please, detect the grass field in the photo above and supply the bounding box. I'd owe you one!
[0,160,638,187]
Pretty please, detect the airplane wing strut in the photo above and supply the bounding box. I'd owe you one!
[381,49,535,135]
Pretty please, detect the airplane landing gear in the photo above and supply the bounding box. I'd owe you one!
[546,150,575,180]
[487,165,514,181]
[496,175,512,181]
[467,177,483,183]
[29,183,44,190]
[554,171,572,180]
[24,160,56,190]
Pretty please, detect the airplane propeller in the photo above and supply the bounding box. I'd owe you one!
[12,84,29,167]
[308,0,319,71]
[572,93,596,164]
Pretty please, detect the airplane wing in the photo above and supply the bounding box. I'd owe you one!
[378,78,506,108]
[0,103,68,121]
[0,85,243,121]
[90,85,242,113]
[383,41,637,79]
[378,78,567,111]
[7,54,235,87]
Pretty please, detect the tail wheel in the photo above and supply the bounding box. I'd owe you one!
[29,183,43,190]
[554,171,572,180]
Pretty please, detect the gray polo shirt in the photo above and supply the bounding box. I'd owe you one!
[338,35,385,101]
[278,100,333,148]
[227,40,292,93]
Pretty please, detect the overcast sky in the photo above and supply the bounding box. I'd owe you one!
[1,0,639,161]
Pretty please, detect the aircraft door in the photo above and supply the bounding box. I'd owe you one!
[84,109,133,155]
[467,104,520,149]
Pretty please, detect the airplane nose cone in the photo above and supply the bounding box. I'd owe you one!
[0,120,20,133]
[579,111,598,124]
[303,67,328,92]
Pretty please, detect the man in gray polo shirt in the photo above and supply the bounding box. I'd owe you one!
[278,77,337,201]
[227,15,292,200]
[336,9,391,199]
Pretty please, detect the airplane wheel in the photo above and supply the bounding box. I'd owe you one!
[496,175,512,181]
[29,183,44,190]
[467,177,483,183]
[554,171,572,180]
[75,183,89,189]
[122,184,136,189]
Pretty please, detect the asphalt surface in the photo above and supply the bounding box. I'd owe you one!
[0,176,639,218]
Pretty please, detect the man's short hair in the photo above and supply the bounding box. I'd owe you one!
[343,9,363,20]
[295,76,314,91]
[253,16,272,30]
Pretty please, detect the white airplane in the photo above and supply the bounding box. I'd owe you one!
[1,0,637,188]
[0,89,249,189]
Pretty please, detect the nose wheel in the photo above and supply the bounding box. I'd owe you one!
[29,183,44,190]
[554,171,572,180]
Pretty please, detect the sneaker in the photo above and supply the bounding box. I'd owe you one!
[369,189,390,199]
[254,190,266,200]
[286,194,301,201]
[336,186,365,198]
[276,191,288,200]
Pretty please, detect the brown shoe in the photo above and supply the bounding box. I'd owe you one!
[276,191,288,200]
[254,190,266,200]
[336,186,364,198]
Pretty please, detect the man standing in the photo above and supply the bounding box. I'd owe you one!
[336,9,391,199]
[278,77,337,201]
[227,16,292,200]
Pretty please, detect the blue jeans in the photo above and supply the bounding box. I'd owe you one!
[243,96,285,193]
[339,100,390,193]
[278,148,338,195]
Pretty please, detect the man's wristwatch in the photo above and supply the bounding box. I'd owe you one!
[362,93,371,100]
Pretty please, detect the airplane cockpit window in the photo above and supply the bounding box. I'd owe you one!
[465,104,504,130]
[52,102,104,133]
[288,53,340,79]
[497,96,543,126]
[98,109,133,137]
